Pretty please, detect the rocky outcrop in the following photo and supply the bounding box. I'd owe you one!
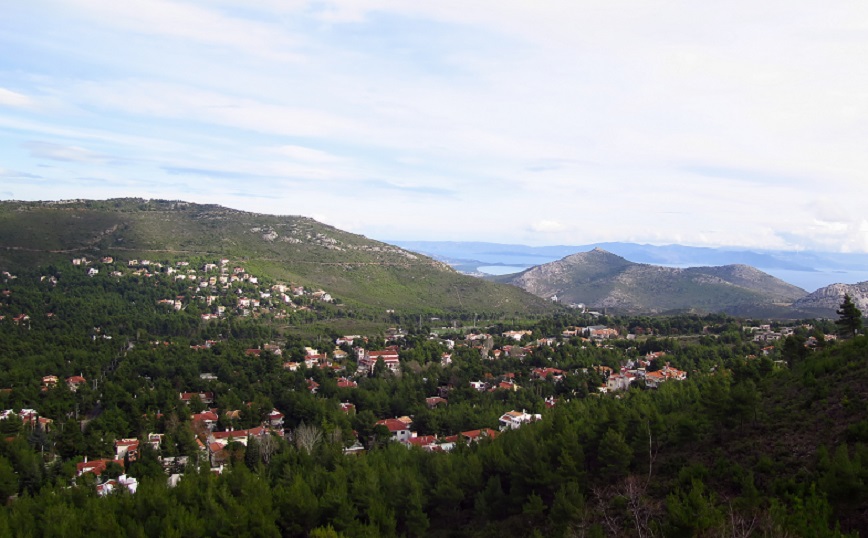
[793,282,868,312]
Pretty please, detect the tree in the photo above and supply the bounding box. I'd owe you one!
[836,294,862,339]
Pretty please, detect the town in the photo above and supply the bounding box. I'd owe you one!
[0,255,836,490]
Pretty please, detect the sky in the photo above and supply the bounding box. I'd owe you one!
[2,1,868,252]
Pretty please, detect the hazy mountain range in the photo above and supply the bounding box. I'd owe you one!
[488,248,815,316]
[390,240,868,292]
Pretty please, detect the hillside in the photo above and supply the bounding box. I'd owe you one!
[494,248,808,314]
[0,199,554,317]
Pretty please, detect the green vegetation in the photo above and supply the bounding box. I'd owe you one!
[0,258,864,536]
[836,293,863,339]
[0,199,554,318]
[0,200,866,535]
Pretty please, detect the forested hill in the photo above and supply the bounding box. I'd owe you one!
[0,198,553,317]
[495,248,808,316]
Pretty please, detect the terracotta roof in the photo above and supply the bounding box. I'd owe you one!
[376,418,409,432]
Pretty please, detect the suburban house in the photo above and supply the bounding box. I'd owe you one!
[532,367,566,382]
[96,474,138,496]
[376,417,414,443]
[66,375,87,392]
[357,348,401,374]
[498,410,542,431]
[191,410,220,431]
[179,392,215,405]
[115,439,140,461]
[76,458,125,478]
[503,330,532,341]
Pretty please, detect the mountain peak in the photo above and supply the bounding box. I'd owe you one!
[502,248,807,314]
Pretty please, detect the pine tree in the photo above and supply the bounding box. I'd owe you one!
[836,294,863,339]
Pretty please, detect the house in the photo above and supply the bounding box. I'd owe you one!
[96,474,138,496]
[406,434,439,450]
[337,335,362,346]
[532,367,566,382]
[147,433,163,451]
[376,418,413,443]
[18,409,38,426]
[588,326,618,339]
[503,330,532,341]
[115,439,140,461]
[66,375,87,392]
[42,375,58,389]
[266,409,285,428]
[469,381,488,392]
[76,458,125,478]
[336,377,358,389]
[425,396,447,408]
[490,381,519,392]
[191,410,220,431]
[339,402,356,414]
[179,392,215,405]
[606,370,638,392]
[263,344,282,356]
[208,426,268,450]
[357,348,401,374]
[498,410,541,431]
[461,428,498,443]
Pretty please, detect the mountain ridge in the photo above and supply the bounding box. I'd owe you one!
[493,248,808,315]
[391,239,868,291]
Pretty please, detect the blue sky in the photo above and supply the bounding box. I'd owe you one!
[2,1,868,252]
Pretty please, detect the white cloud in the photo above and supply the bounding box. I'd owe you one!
[4,1,868,251]
[529,220,566,233]
[63,0,304,61]
[0,88,32,107]
[272,145,344,164]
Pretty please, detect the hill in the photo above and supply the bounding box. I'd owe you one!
[793,281,868,317]
[0,199,554,317]
[493,248,808,314]
[391,239,868,292]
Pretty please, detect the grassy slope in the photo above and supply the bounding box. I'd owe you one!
[0,199,555,316]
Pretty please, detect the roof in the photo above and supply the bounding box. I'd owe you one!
[407,435,437,447]
[376,418,409,432]
[462,428,497,441]
[192,411,219,422]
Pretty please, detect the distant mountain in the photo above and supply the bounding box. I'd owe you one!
[390,240,868,291]
[792,282,868,317]
[0,199,554,316]
[492,248,809,315]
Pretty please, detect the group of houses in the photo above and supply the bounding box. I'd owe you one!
[68,256,336,322]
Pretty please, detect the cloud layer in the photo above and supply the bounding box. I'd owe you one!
[1,1,867,251]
